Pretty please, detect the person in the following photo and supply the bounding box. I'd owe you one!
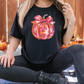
[0,0,84,84]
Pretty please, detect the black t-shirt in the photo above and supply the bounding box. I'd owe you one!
[10,4,67,64]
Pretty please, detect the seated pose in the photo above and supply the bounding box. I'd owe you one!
[0,0,84,84]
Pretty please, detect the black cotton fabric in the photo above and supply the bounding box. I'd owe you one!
[10,4,67,64]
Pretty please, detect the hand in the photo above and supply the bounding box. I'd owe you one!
[0,52,15,68]
[62,3,76,24]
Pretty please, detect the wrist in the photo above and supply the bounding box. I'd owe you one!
[69,17,76,25]
[7,50,14,54]
[68,21,75,29]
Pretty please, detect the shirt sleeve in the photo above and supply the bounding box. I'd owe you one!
[10,12,23,40]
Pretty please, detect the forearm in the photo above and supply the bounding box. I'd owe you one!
[63,21,75,45]
[62,3,76,45]
[7,37,20,54]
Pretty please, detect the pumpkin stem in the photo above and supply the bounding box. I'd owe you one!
[43,14,48,19]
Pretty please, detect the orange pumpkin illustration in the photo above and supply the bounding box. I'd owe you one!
[31,14,55,40]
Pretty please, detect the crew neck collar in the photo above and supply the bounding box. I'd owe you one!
[34,4,54,10]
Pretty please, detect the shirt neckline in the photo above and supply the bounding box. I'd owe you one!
[34,4,54,10]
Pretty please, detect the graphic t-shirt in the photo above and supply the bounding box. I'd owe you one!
[10,4,67,64]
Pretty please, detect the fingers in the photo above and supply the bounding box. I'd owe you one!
[63,3,72,11]
[0,56,2,64]
[0,56,11,68]
[0,57,4,65]
[62,3,72,16]
[63,5,70,12]
[0,55,15,68]
[63,3,71,8]
[63,6,69,10]
[3,57,8,68]
[0,56,1,60]
[7,58,11,68]
[11,58,15,66]
[63,8,69,16]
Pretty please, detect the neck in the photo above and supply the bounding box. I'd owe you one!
[35,0,53,8]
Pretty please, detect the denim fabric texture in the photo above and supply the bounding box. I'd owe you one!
[0,44,84,84]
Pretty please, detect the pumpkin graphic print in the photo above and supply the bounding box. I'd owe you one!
[31,14,55,40]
